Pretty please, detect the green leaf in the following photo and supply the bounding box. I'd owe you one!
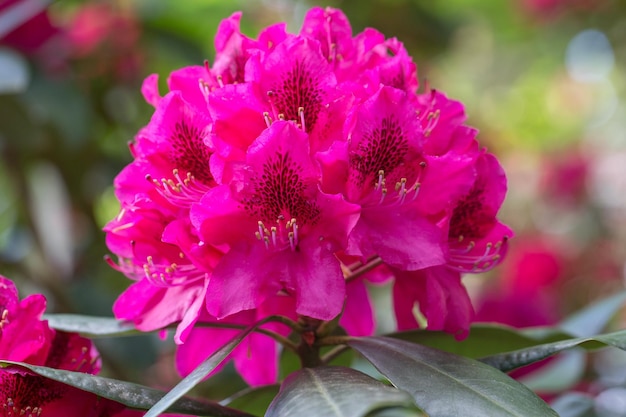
[145,317,278,417]
[0,360,253,417]
[266,366,417,417]
[559,291,626,337]
[348,336,557,417]
[388,323,568,359]
[220,385,280,417]
[44,314,139,338]
[480,328,626,372]
[517,350,586,393]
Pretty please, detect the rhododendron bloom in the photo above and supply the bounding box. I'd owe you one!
[0,275,134,416]
[106,5,513,384]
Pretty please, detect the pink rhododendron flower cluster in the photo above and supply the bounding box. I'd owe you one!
[106,7,512,385]
[0,275,128,416]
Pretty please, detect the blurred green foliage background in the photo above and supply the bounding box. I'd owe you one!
[1,0,625,405]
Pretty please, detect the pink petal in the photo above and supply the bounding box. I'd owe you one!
[392,266,473,340]
[141,73,161,107]
[347,205,446,271]
[340,279,375,336]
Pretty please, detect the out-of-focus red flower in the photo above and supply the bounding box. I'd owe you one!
[521,0,608,20]
[65,2,142,80]
[474,235,567,327]
[540,149,589,207]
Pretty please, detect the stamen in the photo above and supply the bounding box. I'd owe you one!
[375,170,385,190]
[216,74,224,88]
[424,109,440,137]
[379,187,387,204]
[199,79,211,102]
[263,111,272,128]
[411,183,421,201]
[256,217,299,251]
[0,308,8,329]
[288,231,295,251]
[298,107,306,132]
[267,90,279,120]
[293,222,299,245]
[146,168,212,207]
[395,177,407,193]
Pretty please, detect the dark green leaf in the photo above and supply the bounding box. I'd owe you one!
[517,350,586,393]
[145,317,277,417]
[0,360,253,417]
[220,384,280,417]
[349,336,557,417]
[44,314,139,338]
[559,291,626,337]
[389,324,568,359]
[480,328,626,372]
[266,366,416,417]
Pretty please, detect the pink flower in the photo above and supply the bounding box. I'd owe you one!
[106,6,514,380]
[319,85,466,271]
[474,236,566,327]
[446,152,513,273]
[0,275,133,416]
[191,120,360,321]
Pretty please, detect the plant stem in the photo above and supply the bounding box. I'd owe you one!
[191,315,302,353]
[297,338,322,368]
[344,256,383,283]
[321,344,351,364]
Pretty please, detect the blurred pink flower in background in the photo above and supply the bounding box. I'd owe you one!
[65,2,143,80]
[474,235,567,327]
[539,149,589,208]
[521,0,608,19]
[0,275,133,416]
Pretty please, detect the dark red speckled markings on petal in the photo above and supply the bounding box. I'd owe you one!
[169,121,214,185]
[268,61,324,133]
[1,373,63,417]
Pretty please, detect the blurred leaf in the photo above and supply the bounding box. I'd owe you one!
[349,336,557,417]
[517,350,586,393]
[145,317,277,417]
[550,393,595,417]
[480,329,626,372]
[266,366,417,417]
[44,314,140,338]
[0,360,252,417]
[221,384,280,417]
[0,48,29,94]
[389,323,569,359]
[559,291,626,337]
